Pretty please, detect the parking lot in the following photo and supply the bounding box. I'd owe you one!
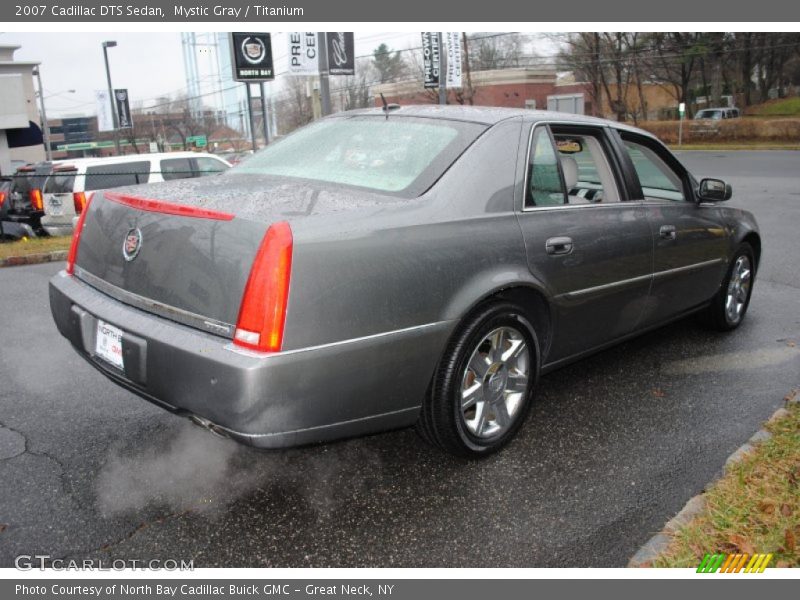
[0,150,798,567]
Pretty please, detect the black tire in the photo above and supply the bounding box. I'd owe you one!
[701,242,755,331]
[417,301,539,457]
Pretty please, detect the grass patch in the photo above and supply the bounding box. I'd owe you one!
[747,97,800,117]
[654,396,800,568]
[0,235,72,261]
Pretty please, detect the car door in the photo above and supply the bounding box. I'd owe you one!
[516,122,653,364]
[613,130,729,326]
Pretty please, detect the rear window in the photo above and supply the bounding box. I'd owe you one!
[44,170,77,194]
[231,116,486,196]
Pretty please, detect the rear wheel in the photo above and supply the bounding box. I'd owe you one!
[418,301,539,457]
[702,243,755,331]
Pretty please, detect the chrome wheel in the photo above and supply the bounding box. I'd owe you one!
[725,255,752,325]
[460,326,530,439]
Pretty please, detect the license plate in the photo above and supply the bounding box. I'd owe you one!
[95,320,124,370]
[47,197,64,216]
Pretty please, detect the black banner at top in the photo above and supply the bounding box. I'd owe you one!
[3,0,799,21]
[326,32,355,76]
[421,32,441,89]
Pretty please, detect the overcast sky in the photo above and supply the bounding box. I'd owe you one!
[0,31,427,117]
[1,32,552,118]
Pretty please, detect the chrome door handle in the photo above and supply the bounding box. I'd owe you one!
[659,225,677,240]
[545,236,574,255]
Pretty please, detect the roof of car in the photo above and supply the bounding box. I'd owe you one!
[342,104,654,137]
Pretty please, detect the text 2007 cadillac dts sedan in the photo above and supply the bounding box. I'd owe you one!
[50,106,760,456]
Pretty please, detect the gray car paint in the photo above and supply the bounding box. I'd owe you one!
[49,106,761,448]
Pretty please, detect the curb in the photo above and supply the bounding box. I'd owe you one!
[628,390,800,567]
[0,251,67,269]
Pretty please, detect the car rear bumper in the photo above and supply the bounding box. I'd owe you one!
[49,271,452,448]
[41,215,75,237]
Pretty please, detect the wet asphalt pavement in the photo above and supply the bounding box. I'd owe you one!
[0,151,798,567]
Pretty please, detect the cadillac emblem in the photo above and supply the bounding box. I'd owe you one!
[122,228,142,262]
[241,36,266,65]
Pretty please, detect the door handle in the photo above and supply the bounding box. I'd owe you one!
[659,225,677,240]
[545,236,574,255]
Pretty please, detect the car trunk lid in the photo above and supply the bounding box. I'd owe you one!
[71,174,403,338]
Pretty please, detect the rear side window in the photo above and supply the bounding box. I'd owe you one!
[623,141,686,202]
[160,158,193,181]
[84,161,151,191]
[525,127,565,208]
[44,170,77,194]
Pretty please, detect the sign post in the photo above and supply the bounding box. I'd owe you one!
[317,32,332,117]
[229,33,274,152]
[678,101,686,147]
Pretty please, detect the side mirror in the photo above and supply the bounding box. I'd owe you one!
[697,178,732,202]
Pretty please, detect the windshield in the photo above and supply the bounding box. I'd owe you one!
[231,115,486,196]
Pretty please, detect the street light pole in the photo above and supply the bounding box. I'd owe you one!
[34,67,52,161]
[102,41,121,154]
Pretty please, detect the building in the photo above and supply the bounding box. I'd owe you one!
[371,68,681,122]
[0,44,44,173]
[372,68,594,115]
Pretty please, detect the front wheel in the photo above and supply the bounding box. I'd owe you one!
[417,301,539,457]
[702,243,755,331]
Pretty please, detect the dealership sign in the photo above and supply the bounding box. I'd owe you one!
[95,90,113,132]
[445,32,462,88]
[230,33,275,82]
[114,89,132,129]
[288,32,319,75]
[421,32,442,89]
[326,32,355,75]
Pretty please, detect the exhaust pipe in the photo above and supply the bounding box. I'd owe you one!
[188,414,231,440]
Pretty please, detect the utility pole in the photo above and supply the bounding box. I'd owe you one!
[102,41,121,155]
[462,32,474,105]
[34,68,52,161]
[317,32,332,116]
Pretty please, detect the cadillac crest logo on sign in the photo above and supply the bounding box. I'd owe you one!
[241,37,266,64]
[123,228,142,262]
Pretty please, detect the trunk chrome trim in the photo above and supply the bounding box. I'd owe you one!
[224,321,451,359]
[73,266,235,339]
[560,258,725,300]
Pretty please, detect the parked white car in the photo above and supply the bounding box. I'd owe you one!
[41,152,231,236]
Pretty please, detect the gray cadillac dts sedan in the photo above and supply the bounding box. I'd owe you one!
[49,106,760,456]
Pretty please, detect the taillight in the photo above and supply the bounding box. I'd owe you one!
[73,192,87,214]
[29,189,43,211]
[0,191,6,208]
[66,194,93,275]
[233,221,293,353]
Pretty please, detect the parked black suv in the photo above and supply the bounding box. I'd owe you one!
[3,162,55,236]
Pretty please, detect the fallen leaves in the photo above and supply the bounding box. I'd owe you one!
[785,528,796,553]
[728,534,755,555]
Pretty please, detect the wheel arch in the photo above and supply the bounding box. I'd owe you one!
[741,231,761,271]
[442,272,555,365]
